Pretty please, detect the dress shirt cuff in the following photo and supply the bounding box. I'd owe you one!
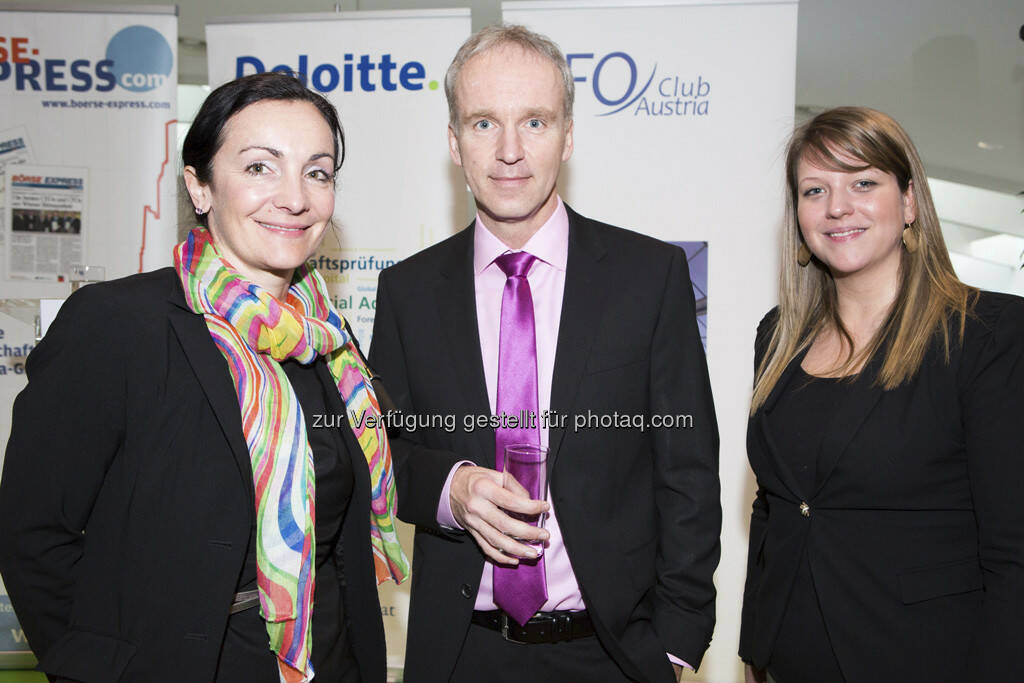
[436,461,476,529]
[668,652,692,670]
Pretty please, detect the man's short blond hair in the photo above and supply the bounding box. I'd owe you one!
[444,23,575,128]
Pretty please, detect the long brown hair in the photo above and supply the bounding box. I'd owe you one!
[751,107,975,413]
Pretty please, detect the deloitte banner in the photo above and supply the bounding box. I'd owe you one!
[207,9,471,348]
[206,10,470,670]
[502,1,796,680]
[0,4,177,294]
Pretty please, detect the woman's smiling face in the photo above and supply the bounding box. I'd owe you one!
[186,99,337,295]
[796,151,916,284]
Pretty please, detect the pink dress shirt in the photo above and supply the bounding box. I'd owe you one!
[438,199,585,612]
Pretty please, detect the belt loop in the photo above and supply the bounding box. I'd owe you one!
[555,613,570,641]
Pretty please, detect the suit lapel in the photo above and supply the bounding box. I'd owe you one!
[757,348,811,499]
[434,225,496,467]
[166,287,255,508]
[548,208,612,473]
[812,352,885,496]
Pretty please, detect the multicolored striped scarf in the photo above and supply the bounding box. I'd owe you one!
[173,228,408,680]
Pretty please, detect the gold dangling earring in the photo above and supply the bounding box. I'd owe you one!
[902,223,919,253]
[797,242,812,267]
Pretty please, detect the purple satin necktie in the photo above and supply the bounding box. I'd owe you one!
[492,251,547,626]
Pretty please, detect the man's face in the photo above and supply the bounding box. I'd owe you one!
[448,44,573,244]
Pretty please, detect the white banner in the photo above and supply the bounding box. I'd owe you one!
[0,4,178,297]
[206,9,472,347]
[501,1,796,680]
[206,10,471,671]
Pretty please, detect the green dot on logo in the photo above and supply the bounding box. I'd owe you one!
[428,80,439,90]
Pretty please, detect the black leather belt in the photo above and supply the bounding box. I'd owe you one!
[471,609,595,644]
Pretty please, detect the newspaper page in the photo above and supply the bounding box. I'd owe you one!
[0,127,35,278]
[5,165,87,281]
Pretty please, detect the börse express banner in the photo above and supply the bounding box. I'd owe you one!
[0,4,178,665]
[0,4,177,289]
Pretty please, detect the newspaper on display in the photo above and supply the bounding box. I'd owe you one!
[4,165,87,281]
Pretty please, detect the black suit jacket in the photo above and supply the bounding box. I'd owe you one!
[739,292,1024,682]
[0,268,386,683]
[369,206,721,682]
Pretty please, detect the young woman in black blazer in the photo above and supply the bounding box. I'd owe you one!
[740,107,1024,683]
[0,73,407,683]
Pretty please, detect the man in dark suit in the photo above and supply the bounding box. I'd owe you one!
[370,24,721,683]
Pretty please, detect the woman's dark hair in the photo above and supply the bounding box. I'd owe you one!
[182,71,345,188]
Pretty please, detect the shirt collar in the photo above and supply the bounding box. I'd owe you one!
[473,198,569,275]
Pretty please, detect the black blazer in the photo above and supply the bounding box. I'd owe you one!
[369,206,721,682]
[0,268,386,683]
[739,292,1024,682]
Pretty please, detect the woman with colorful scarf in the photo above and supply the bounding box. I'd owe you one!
[0,73,407,683]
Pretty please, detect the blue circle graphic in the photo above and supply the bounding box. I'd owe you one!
[105,25,174,93]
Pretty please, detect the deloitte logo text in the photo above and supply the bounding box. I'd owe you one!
[567,52,711,118]
[236,55,437,94]
[0,24,172,93]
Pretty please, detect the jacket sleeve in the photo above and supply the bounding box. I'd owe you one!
[369,269,466,532]
[0,286,126,660]
[962,296,1024,681]
[647,247,722,669]
[738,307,777,662]
[739,488,768,661]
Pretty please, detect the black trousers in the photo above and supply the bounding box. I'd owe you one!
[449,623,636,683]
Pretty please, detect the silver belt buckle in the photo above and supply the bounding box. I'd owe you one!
[229,589,260,615]
[499,613,526,644]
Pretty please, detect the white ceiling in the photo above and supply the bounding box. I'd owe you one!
[794,0,1022,195]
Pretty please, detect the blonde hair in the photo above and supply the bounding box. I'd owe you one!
[751,107,975,412]
[444,24,574,129]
